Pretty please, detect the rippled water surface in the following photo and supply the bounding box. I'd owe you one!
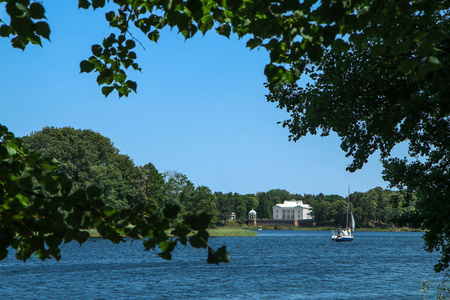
[0,230,443,299]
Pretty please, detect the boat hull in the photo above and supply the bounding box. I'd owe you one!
[331,235,354,242]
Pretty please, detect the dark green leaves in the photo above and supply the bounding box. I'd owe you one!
[207,246,230,265]
[1,0,50,49]
[35,22,50,40]
[163,203,180,219]
[246,38,262,50]
[189,230,209,248]
[29,3,45,19]
[1,124,230,265]
[331,39,350,53]
[80,60,95,73]
[184,211,212,231]
[78,0,91,9]
[92,0,106,10]
[101,86,115,97]
[147,30,160,42]
[91,44,103,56]
[80,35,141,97]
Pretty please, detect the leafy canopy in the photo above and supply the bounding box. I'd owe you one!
[0,125,229,264]
[1,0,447,96]
[267,14,449,271]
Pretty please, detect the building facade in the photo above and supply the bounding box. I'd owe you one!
[272,200,312,221]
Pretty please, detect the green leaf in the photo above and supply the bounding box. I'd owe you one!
[264,64,284,88]
[226,0,243,12]
[199,15,214,34]
[45,177,59,194]
[102,86,115,97]
[105,11,115,22]
[96,69,114,85]
[207,245,230,265]
[189,232,208,248]
[103,207,116,217]
[29,3,46,19]
[0,248,7,260]
[125,39,136,49]
[399,59,419,74]
[28,33,42,46]
[246,38,262,50]
[293,10,304,19]
[45,235,63,249]
[391,40,412,56]
[86,185,102,198]
[16,194,30,207]
[11,36,27,50]
[126,80,137,93]
[80,60,94,73]
[75,231,90,245]
[184,211,212,230]
[216,24,231,38]
[91,44,103,57]
[50,220,68,234]
[158,240,176,253]
[92,0,106,10]
[186,0,203,15]
[158,250,172,260]
[147,30,160,43]
[0,25,11,37]
[416,41,435,57]
[331,39,349,53]
[171,224,191,239]
[35,22,50,40]
[420,56,442,73]
[143,238,157,250]
[163,203,180,219]
[307,44,323,62]
[5,144,17,156]
[78,0,91,9]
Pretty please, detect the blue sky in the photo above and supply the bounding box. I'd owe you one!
[1,3,391,196]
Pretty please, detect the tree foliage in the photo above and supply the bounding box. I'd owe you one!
[0,125,229,264]
[307,188,409,228]
[267,12,450,271]
[2,0,447,96]
[2,0,449,272]
[22,127,144,210]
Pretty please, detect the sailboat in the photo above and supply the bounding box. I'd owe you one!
[331,186,355,242]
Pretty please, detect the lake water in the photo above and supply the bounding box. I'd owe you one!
[0,230,445,299]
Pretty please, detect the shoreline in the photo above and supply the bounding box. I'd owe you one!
[86,226,423,238]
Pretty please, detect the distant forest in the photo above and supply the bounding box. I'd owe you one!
[23,127,415,229]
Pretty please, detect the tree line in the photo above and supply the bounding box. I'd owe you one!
[22,126,414,229]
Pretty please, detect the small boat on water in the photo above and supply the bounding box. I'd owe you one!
[331,187,355,242]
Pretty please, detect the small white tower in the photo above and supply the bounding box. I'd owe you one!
[249,209,257,226]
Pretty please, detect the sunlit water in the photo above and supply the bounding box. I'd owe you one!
[0,231,444,299]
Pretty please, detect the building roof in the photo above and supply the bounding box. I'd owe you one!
[273,200,312,209]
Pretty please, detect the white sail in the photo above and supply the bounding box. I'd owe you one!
[351,212,355,233]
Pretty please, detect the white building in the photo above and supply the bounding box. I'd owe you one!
[248,209,257,220]
[272,200,312,221]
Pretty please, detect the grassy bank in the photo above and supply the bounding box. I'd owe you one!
[207,228,257,237]
[232,224,421,232]
[85,225,417,239]
[85,227,257,238]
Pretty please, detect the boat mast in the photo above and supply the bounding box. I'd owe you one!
[346,185,350,229]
